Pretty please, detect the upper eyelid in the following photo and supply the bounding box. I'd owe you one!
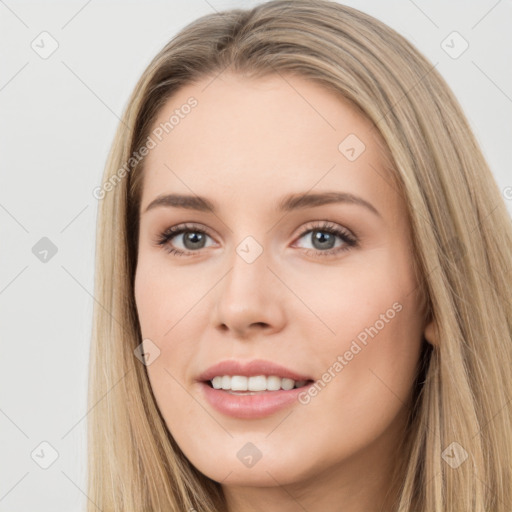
[156,221,359,260]
[160,220,355,244]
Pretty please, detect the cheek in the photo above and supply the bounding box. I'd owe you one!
[293,252,416,350]
[287,295,423,474]
[303,250,424,416]
[134,257,205,400]
[134,263,200,434]
[327,297,423,398]
[134,256,206,340]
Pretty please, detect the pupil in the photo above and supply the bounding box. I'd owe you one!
[184,232,205,249]
[313,230,335,249]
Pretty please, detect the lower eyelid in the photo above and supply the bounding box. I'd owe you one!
[156,223,357,255]
[294,230,356,252]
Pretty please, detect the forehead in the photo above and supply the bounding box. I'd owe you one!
[139,72,397,216]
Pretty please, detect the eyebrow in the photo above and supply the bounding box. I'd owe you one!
[143,191,381,217]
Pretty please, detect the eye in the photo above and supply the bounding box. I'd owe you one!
[293,221,358,257]
[154,223,216,256]
[155,220,358,257]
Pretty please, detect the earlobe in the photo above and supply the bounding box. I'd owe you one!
[424,320,437,347]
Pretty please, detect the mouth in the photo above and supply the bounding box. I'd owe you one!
[197,359,315,418]
[199,377,315,419]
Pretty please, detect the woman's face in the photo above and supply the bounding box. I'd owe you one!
[134,72,430,493]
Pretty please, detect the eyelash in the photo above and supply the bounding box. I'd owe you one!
[154,221,358,258]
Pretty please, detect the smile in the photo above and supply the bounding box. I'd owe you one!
[209,375,311,392]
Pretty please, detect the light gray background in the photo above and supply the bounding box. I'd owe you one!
[1,0,511,510]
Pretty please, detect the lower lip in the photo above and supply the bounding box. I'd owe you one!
[199,382,312,419]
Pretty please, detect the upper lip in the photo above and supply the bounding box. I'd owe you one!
[197,359,314,382]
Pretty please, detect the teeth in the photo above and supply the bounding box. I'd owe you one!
[267,375,282,391]
[231,376,247,391]
[248,375,267,391]
[221,376,230,390]
[210,375,309,391]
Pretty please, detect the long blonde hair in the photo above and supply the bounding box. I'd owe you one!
[88,1,512,510]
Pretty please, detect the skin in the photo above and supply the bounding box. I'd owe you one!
[134,72,434,512]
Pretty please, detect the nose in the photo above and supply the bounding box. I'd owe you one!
[213,243,287,339]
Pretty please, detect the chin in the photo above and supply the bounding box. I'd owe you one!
[183,441,317,488]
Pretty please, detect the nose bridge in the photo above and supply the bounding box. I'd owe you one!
[224,236,270,308]
[214,233,285,335]
[224,220,271,291]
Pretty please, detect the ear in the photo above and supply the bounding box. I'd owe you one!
[424,318,438,347]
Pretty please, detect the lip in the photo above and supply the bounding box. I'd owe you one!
[199,382,314,419]
[196,359,314,382]
[196,359,314,419]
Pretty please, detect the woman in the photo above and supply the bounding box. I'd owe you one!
[88,1,512,510]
